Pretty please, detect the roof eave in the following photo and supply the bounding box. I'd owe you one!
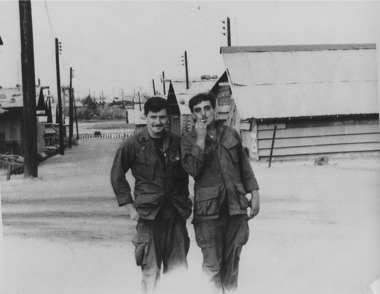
[220,43,376,54]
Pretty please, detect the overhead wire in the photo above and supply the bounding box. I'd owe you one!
[40,1,223,95]
[173,2,222,31]
[65,53,178,80]
[63,43,179,62]
[63,46,179,65]
[43,0,55,40]
[69,58,173,86]
[177,2,224,27]
[42,1,177,93]
[163,2,221,34]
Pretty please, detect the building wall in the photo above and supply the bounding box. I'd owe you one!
[180,114,193,135]
[169,115,181,135]
[37,120,46,154]
[256,117,380,158]
[0,119,22,142]
[0,115,46,155]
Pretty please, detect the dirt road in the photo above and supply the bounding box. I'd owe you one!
[1,138,379,294]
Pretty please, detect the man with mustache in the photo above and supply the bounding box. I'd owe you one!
[111,97,192,293]
[181,92,260,293]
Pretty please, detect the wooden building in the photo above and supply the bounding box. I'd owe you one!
[0,85,52,155]
[220,43,380,159]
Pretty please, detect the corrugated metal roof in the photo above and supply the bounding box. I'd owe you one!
[0,87,23,108]
[221,43,375,53]
[0,86,42,108]
[222,44,378,119]
[231,81,377,119]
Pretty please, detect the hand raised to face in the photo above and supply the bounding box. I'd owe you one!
[194,116,208,140]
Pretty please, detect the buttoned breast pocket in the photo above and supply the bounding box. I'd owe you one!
[134,150,158,180]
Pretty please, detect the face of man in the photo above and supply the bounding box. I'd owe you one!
[146,109,168,138]
[191,100,215,127]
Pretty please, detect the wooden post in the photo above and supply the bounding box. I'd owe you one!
[227,17,231,46]
[152,79,156,95]
[69,67,73,148]
[138,91,142,111]
[185,51,189,90]
[268,125,277,168]
[0,185,5,294]
[162,71,166,95]
[19,0,38,177]
[55,38,64,155]
[73,95,79,140]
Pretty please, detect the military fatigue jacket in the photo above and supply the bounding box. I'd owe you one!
[181,122,259,221]
[111,127,192,220]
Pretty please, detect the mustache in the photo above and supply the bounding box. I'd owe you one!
[152,124,164,127]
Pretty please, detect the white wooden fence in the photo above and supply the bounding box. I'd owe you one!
[78,132,133,140]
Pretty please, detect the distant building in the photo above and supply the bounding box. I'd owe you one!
[0,85,54,155]
[220,43,380,159]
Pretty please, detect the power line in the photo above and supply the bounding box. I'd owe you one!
[163,2,221,34]
[178,2,223,26]
[66,55,178,80]
[43,0,55,39]
[63,47,179,65]
[63,44,179,62]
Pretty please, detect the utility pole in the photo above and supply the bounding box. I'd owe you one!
[152,79,156,95]
[162,71,166,95]
[19,0,38,177]
[73,95,79,140]
[222,17,231,47]
[69,67,73,148]
[184,51,189,90]
[138,91,142,111]
[227,17,231,46]
[133,89,136,109]
[55,37,64,155]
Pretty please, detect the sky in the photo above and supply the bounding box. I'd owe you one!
[1,0,380,101]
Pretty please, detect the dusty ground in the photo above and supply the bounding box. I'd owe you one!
[0,133,379,294]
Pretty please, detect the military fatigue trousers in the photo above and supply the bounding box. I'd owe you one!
[194,213,249,292]
[132,213,190,293]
